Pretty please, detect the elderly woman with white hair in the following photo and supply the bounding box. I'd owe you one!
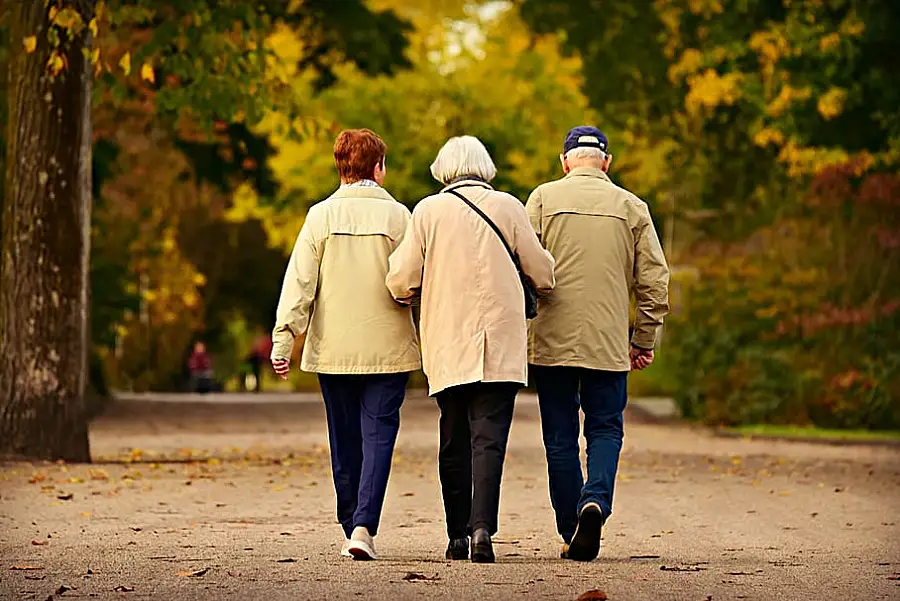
[387,136,556,563]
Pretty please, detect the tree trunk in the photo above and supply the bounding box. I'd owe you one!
[0,1,94,461]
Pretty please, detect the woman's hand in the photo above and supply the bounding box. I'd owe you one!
[272,358,291,380]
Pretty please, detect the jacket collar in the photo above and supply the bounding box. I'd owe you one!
[330,185,397,201]
[565,167,611,182]
[441,179,494,193]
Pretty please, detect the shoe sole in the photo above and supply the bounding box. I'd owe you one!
[471,546,495,564]
[566,505,602,562]
[348,544,376,561]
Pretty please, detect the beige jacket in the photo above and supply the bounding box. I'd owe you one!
[271,186,421,374]
[387,180,556,395]
[525,167,670,371]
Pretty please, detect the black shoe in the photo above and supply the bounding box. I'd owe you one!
[471,528,495,563]
[564,502,603,562]
[445,537,469,560]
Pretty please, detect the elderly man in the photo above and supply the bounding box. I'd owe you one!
[271,128,420,561]
[525,126,670,562]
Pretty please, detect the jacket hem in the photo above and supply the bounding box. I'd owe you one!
[301,362,422,375]
[528,358,630,372]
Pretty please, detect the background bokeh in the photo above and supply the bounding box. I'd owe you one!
[1,0,896,429]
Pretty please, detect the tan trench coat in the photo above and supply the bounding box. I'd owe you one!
[525,167,670,371]
[386,180,556,395]
[271,186,421,374]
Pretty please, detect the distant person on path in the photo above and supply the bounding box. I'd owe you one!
[387,136,556,563]
[187,341,214,393]
[525,126,670,561]
[245,334,272,393]
[270,129,420,561]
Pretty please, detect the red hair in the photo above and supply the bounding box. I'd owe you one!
[333,129,387,182]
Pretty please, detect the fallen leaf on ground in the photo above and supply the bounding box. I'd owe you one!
[31,539,49,546]
[276,558,297,563]
[25,574,46,580]
[176,568,209,577]
[631,554,661,560]
[726,570,764,576]
[57,493,74,501]
[227,571,242,577]
[130,527,142,532]
[114,584,135,592]
[577,591,609,601]
[10,565,43,570]
[402,572,439,582]
[56,584,74,594]
[660,565,705,572]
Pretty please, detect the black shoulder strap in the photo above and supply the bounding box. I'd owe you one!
[445,188,517,266]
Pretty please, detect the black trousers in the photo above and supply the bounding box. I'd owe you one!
[435,381,518,539]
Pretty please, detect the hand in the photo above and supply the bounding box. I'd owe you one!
[272,358,290,380]
[629,347,654,371]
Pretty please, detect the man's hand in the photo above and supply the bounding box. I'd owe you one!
[629,347,654,371]
[272,358,291,380]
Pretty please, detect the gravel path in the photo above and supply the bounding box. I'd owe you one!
[1,393,898,600]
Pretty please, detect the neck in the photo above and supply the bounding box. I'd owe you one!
[567,160,605,172]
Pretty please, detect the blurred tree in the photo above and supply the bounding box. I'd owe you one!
[234,3,595,251]
[88,0,413,391]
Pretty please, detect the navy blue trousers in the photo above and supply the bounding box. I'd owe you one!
[318,372,409,538]
[532,365,627,543]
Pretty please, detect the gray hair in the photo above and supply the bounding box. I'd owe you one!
[564,147,608,162]
[430,136,497,185]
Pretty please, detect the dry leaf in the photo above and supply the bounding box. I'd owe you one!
[31,539,49,546]
[402,572,439,582]
[176,568,209,577]
[276,558,297,563]
[141,63,155,84]
[10,565,44,570]
[47,52,65,75]
[57,492,74,501]
[119,52,131,76]
[55,584,74,594]
[23,36,37,53]
[577,591,609,601]
[113,585,135,592]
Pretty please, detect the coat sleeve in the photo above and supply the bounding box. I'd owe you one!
[631,201,670,350]
[270,209,324,362]
[512,199,556,295]
[524,187,543,240]
[386,205,426,305]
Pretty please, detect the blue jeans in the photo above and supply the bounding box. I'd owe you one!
[318,372,409,538]
[532,365,627,543]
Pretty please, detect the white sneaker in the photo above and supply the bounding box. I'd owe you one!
[347,526,377,560]
[340,539,352,558]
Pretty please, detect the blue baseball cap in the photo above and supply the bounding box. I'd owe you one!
[563,126,608,155]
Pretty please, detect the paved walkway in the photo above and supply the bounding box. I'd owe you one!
[1,393,899,600]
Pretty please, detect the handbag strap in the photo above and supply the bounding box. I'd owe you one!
[445,187,519,268]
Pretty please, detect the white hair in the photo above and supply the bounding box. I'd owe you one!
[564,147,607,162]
[430,136,497,185]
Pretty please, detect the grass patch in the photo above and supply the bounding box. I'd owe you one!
[725,424,900,442]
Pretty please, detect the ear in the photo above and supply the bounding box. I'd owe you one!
[603,153,613,173]
[559,154,569,174]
